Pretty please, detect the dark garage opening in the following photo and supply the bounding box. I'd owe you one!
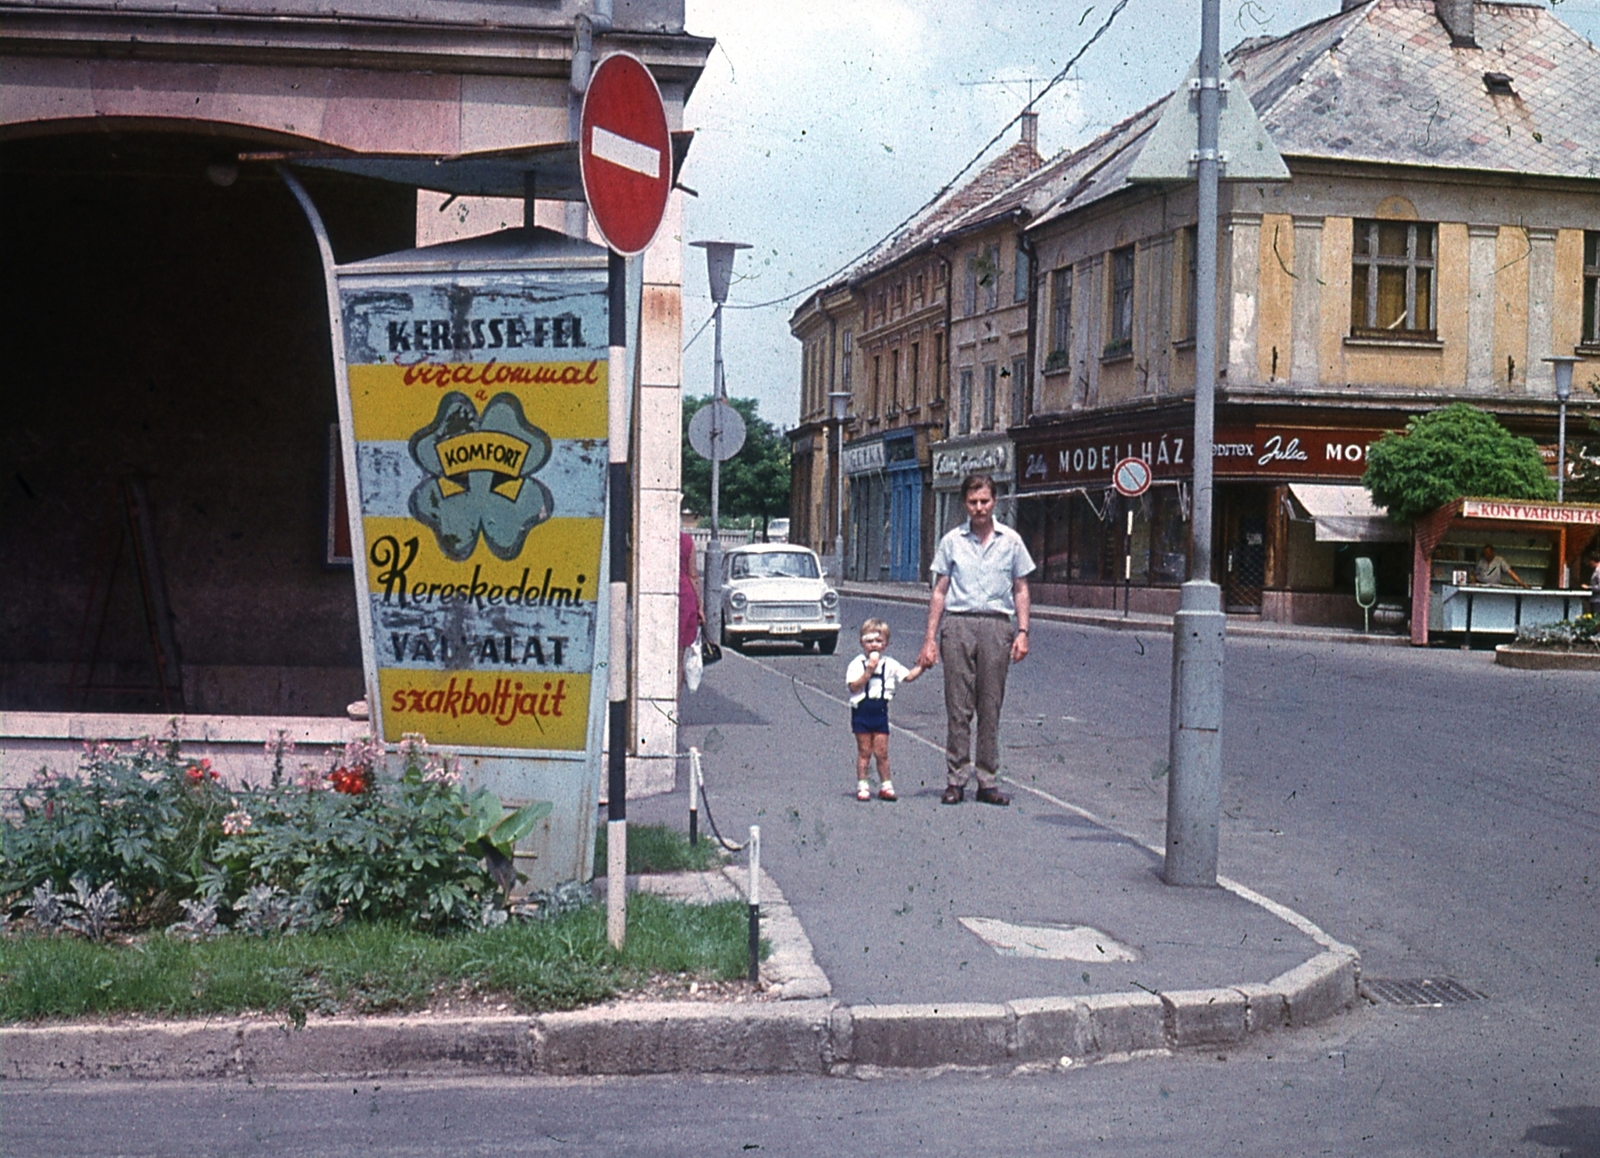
[0,129,415,715]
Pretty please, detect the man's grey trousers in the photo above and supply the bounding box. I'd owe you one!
[938,612,1014,790]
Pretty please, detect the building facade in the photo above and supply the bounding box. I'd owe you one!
[0,0,712,791]
[1015,0,1600,625]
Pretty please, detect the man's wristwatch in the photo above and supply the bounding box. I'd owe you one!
[1016,628,1029,634]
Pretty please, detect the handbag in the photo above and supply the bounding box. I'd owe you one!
[699,629,723,666]
[683,640,704,692]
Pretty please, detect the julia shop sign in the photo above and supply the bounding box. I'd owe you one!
[1019,426,1388,488]
[338,270,609,752]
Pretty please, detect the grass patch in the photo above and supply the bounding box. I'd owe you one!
[0,893,755,1024]
[593,822,724,876]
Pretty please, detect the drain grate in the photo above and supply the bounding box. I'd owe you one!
[1362,978,1487,1007]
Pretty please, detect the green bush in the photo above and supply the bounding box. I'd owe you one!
[2,733,546,936]
[1363,403,1555,523]
[1,738,229,927]
[1515,614,1600,649]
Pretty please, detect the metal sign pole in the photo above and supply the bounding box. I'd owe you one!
[1165,0,1227,888]
[606,250,631,948]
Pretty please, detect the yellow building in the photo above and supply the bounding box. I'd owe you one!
[1015,0,1600,625]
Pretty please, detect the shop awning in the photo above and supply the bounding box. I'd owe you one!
[1287,483,1408,543]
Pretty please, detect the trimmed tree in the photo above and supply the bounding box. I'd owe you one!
[1362,403,1555,523]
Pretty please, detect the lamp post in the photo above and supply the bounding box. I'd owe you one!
[828,390,852,578]
[1544,356,1578,505]
[691,240,750,630]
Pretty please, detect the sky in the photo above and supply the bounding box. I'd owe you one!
[674,0,1600,431]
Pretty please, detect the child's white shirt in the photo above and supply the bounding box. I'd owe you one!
[846,653,912,706]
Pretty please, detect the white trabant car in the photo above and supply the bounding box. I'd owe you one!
[719,543,841,654]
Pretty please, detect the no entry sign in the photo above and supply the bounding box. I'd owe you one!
[580,53,672,256]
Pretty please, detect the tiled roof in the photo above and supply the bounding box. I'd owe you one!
[848,137,1042,282]
[1030,0,1600,232]
[1240,0,1600,178]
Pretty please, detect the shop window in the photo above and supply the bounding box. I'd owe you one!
[1069,493,1112,581]
[982,363,997,431]
[1350,219,1436,339]
[1583,231,1599,348]
[958,367,974,434]
[1148,488,1188,583]
[1014,241,1029,304]
[1106,245,1135,356]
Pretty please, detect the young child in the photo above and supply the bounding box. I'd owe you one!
[845,618,924,802]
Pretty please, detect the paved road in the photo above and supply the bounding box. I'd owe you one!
[6,597,1596,1156]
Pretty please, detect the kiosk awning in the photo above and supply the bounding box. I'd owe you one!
[1288,484,1408,543]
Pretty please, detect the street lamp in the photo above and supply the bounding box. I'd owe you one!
[828,390,852,578]
[691,240,750,629]
[1544,356,1578,504]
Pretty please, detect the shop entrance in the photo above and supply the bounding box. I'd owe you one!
[1222,487,1269,612]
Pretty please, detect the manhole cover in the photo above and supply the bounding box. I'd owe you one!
[1362,978,1487,1007]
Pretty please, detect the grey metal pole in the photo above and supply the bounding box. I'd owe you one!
[1165,0,1226,888]
[835,420,845,574]
[705,301,725,637]
[1558,396,1568,504]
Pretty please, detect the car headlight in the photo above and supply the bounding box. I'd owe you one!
[820,589,839,609]
[730,590,748,610]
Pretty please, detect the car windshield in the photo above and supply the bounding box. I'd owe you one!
[729,551,819,580]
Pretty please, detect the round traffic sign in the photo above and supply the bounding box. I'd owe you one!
[579,53,672,256]
[1112,456,1153,497]
[688,400,746,462]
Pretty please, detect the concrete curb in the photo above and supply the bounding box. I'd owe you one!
[1,949,1359,1080]
[836,581,1410,647]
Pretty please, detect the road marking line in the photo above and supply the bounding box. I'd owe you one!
[591,125,661,178]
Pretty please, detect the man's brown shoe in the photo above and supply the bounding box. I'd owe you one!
[940,786,964,805]
[974,787,1011,806]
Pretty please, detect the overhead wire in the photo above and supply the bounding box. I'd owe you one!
[718,0,1137,315]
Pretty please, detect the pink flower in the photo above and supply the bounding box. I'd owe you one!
[422,754,462,786]
[221,807,253,835]
[263,731,297,758]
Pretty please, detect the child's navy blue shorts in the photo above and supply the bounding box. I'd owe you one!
[851,698,890,734]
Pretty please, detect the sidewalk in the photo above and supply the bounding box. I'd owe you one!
[838,579,1411,647]
[3,629,1361,1081]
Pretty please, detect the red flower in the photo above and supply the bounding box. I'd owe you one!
[329,766,372,796]
[184,759,218,784]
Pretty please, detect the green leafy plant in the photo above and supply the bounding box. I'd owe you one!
[2,736,229,927]
[1363,403,1555,523]
[1515,614,1599,650]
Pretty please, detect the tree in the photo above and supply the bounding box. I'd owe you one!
[680,395,791,530]
[1362,403,1555,523]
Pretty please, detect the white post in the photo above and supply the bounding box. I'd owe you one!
[747,824,761,983]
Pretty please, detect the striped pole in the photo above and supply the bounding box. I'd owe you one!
[606,249,630,949]
[747,825,761,984]
[688,747,701,846]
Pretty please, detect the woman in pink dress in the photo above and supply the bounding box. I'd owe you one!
[679,532,703,686]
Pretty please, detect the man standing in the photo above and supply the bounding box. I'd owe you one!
[918,473,1034,806]
[1475,544,1529,588]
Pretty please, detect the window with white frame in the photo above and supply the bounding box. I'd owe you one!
[1350,219,1436,338]
[983,243,1001,311]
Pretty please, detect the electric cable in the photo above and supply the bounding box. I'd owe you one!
[719,0,1137,315]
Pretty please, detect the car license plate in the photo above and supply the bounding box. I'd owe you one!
[769,624,800,634]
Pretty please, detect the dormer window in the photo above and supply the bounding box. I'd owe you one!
[1483,72,1515,96]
